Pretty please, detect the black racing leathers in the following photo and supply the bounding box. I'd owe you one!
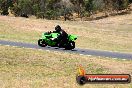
[54,29,68,47]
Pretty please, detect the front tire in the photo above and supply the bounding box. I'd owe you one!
[65,41,75,50]
[38,39,47,47]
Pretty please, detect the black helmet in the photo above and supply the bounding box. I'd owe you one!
[55,25,61,32]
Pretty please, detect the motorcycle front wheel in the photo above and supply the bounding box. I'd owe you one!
[65,41,75,50]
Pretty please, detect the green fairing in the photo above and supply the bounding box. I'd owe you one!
[42,33,59,39]
[42,33,46,39]
[51,33,59,38]
[41,33,59,46]
[68,34,77,41]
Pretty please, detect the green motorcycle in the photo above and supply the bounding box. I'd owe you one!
[38,32,77,50]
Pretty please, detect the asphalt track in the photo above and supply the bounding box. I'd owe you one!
[0,40,132,60]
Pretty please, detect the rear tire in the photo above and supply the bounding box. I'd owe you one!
[38,39,47,47]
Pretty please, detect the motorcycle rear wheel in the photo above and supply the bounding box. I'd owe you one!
[38,39,47,47]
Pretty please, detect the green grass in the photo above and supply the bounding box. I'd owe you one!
[0,15,132,53]
[0,21,40,43]
[0,45,132,88]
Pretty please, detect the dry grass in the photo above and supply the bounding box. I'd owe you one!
[0,45,132,88]
[0,14,132,53]
[0,15,132,88]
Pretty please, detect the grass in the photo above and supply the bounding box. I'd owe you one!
[0,15,132,53]
[0,21,40,43]
[0,15,132,88]
[0,45,132,88]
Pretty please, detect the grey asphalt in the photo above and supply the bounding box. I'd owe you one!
[0,40,132,60]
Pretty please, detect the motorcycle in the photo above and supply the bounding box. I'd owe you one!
[38,31,77,50]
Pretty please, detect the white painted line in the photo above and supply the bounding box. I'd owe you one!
[113,58,117,60]
[53,51,58,53]
[86,55,92,57]
[122,59,126,61]
[80,54,84,56]
[12,46,16,47]
[38,49,43,51]
[28,48,35,50]
[5,45,10,47]
[46,50,50,52]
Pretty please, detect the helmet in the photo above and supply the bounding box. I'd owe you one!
[55,25,61,32]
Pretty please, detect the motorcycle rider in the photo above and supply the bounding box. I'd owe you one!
[54,25,68,47]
